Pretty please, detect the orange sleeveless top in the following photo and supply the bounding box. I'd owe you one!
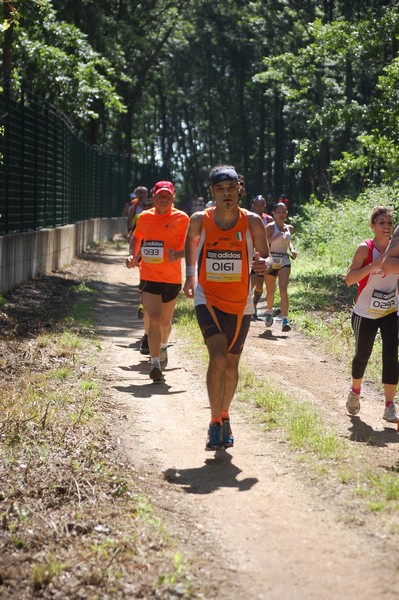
[196,208,253,314]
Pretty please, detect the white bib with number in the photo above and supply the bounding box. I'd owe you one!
[205,250,242,282]
[271,252,286,270]
[141,240,164,263]
[368,288,396,317]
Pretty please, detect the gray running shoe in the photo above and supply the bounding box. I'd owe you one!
[150,364,163,382]
[265,312,273,327]
[383,403,399,423]
[346,390,360,415]
[160,347,168,369]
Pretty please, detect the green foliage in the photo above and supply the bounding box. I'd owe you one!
[32,558,67,592]
[5,1,399,200]
[331,135,399,186]
[293,186,399,269]
[13,3,126,132]
[67,282,98,328]
[254,4,399,198]
[287,184,399,385]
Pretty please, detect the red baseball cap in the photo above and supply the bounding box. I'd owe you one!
[153,180,174,195]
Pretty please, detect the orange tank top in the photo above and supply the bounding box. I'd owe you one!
[197,208,253,314]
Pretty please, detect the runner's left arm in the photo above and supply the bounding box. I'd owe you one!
[248,213,273,275]
[167,215,190,262]
[167,249,185,262]
[382,225,399,273]
[288,225,297,259]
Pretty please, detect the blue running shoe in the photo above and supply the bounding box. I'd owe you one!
[205,423,223,451]
[222,418,234,448]
[282,318,291,332]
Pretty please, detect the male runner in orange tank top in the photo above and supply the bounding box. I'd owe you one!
[183,165,272,450]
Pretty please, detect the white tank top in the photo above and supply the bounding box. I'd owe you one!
[354,243,398,319]
[270,223,291,269]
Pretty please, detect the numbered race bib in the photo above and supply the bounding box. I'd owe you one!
[205,250,242,282]
[368,288,396,317]
[141,240,164,264]
[271,252,285,270]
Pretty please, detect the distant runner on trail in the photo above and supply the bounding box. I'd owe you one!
[183,165,272,450]
[264,202,297,332]
[250,195,273,319]
[126,180,189,382]
[345,205,399,423]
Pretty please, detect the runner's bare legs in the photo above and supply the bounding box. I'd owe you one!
[142,292,177,355]
[205,334,241,419]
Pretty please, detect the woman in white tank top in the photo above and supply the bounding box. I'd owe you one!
[345,205,399,423]
[264,202,297,332]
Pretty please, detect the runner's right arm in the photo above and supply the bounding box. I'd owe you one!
[345,243,383,285]
[126,234,142,269]
[183,212,203,298]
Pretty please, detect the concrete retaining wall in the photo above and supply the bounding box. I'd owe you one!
[0,217,127,294]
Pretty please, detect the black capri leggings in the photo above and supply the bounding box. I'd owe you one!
[351,311,398,384]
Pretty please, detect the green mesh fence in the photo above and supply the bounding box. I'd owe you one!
[0,92,130,234]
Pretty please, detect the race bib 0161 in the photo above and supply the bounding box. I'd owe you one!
[205,249,242,282]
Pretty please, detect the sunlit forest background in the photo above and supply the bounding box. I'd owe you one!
[2,0,399,205]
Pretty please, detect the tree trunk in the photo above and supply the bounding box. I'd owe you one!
[274,90,284,197]
[255,88,266,194]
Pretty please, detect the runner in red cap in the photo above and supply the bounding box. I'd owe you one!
[126,180,189,382]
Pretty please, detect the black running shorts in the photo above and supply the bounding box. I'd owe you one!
[139,280,181,303]
[195,303,251,354]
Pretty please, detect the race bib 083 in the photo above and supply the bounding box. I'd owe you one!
[141,240,164,263]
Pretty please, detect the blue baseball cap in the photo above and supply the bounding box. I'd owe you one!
[210,168,238,186]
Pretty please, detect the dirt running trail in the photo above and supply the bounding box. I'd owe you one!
[86,245,399,600]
